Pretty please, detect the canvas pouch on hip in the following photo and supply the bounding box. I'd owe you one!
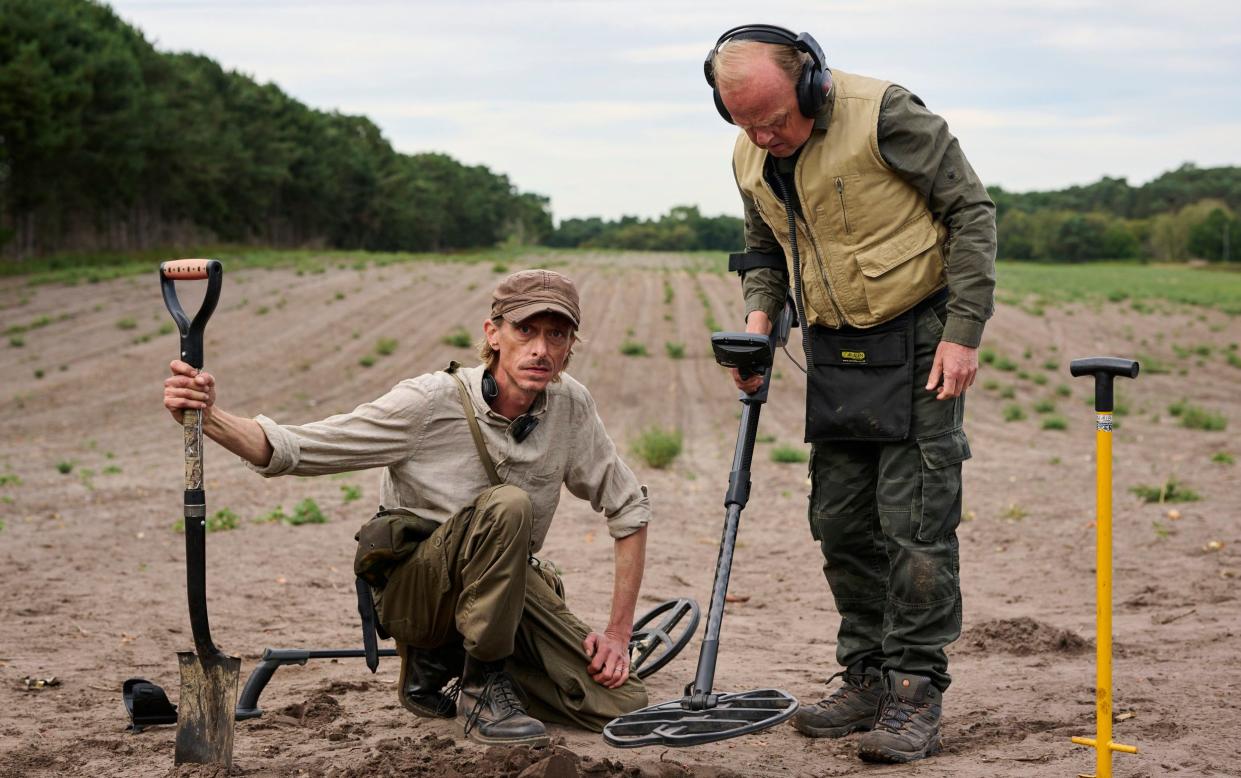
[353,506,441,588]
[805,311,915,443]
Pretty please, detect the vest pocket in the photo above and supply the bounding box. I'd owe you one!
[852,213,944,322]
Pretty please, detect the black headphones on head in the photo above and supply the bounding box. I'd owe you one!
[703,24,829,125]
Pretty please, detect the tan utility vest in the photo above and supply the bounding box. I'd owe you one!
[734,70,948,328]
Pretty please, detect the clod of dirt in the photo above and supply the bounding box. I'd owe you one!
[956,617,1090,655]
[518,750,579,778]
[278,692,342,725]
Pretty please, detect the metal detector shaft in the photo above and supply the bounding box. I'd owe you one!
[686,374,767,709]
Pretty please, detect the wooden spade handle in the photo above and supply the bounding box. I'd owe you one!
[161,259,214,280]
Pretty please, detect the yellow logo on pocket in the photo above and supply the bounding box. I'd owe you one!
[840,350,866,362]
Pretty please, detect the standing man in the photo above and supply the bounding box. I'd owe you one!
[163,269,650,746]
[705,25,996,764]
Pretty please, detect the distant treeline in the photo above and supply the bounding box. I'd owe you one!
[548,206,743,251]
[990,163,1240,262]
[0,0,551,259]
[552,165,1241,262]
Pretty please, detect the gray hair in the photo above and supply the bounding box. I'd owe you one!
[711,39,810,91]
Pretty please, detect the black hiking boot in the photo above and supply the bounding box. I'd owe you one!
[792,663,884,738]
[397,642,463,719]
[857,670,943,763]
[457,656,549,747]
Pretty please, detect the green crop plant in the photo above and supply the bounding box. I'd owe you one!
[341,484,362,502]
[995,355,1018,372]
[287,498,328,525]
[631,426,682,469]
[665,341,686,359]
[1041,416,1068,430]
[1033,399,1056,414]
[358,354,376,368]
[1211,451,1234,465]
[56,460,74,474]
[1131,478,1200,504]
[1003,404,1025,422]
[443,327,472,348]
[375,337,398,356]
[771,444,809,464]
[619,339,648,357]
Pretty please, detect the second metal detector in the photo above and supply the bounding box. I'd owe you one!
[603,298,799,748]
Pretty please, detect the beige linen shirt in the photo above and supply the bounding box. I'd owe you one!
[249,364,650,552]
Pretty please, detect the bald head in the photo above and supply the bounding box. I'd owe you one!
[713,41,815,157]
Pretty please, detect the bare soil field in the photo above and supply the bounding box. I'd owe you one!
[1,253,1239,777]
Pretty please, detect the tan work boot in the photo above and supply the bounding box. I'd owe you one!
[457,656,549,747]
[792,664,884,738]
[857,670,943,763]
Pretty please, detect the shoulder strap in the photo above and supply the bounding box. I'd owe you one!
[446,362,502,486]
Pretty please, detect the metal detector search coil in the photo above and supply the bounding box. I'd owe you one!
[604,297,800,749]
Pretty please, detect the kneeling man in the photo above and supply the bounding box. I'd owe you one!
[163,269,650,746]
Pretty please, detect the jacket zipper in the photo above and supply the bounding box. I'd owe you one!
[835,177,853,235]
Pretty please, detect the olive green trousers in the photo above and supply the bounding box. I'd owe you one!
[377,484,647,731]
[808,303,969,693]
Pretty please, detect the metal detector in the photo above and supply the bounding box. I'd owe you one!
[128,584,699,724]
[232,590,699,719]
[603,298,799,748]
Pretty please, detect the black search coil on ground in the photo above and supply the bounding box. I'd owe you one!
[603,297,800,748]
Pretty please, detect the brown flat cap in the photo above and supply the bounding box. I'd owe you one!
[491,269,581,329]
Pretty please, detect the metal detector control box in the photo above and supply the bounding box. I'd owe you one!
[710,333,773,378]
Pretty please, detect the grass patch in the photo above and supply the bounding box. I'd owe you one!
[1169,400,1227,431]
[1042,360,1059,371]
[982,379,1000,391]
[1227,351,1241,370]
[996,261,1241,315]
[631,426,683,469]
[1130,478,1200,504]
[492,261,509,273]
[663,280,674,305]
[1055,383,1072,397]
[174,508,240,534]
[1001,503,1027,521]
[9,335,23,347]
[994,355,1018,372]
[979,348,996,365]
[1003,404,1026,422]
[770,444,809,464]
[1033,399,1056,414]
[442,327,472,348]
[341,484,362,502]
[375,337,398,356]
[1211,451,1234,465]
[1135,353,1171,374]
[56,460,74,474]
[358,354,376,368]
[1041,415,1068,430]
[0,473,21,487]
[664,341,686,359]
[619,339,648,357]
[115,317,137,330]
[999,386,1017,400]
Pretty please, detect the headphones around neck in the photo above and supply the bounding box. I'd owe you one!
[703,24,829,125]
[482,370,540,443]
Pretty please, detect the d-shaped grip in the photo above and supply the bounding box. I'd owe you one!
[160,258,214,280]
[160,259,222,369]
[1070,357,1139,412]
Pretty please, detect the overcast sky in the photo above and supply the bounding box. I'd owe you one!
[110,0,1241,222]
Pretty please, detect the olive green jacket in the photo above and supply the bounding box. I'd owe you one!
[738,75,996,347]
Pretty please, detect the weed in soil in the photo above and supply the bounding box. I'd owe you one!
[1131,478,1201,504]
[631,426,682,469]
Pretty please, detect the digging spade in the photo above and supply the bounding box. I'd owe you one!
[160,259,241,768]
